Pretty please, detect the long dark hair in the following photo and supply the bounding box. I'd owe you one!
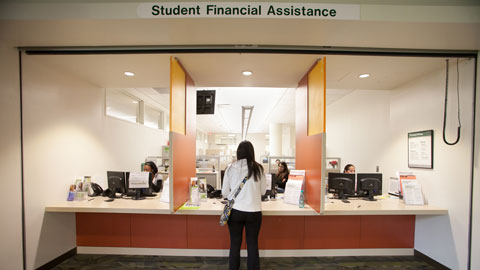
[236,140,264,182]
[144,161,158,175]
[278,161,289,175]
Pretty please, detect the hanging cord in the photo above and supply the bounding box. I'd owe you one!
[442,59,461,145]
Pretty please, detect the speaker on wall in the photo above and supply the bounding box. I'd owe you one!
[197,90,216,115]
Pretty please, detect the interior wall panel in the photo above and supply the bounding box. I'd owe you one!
[170,57,196,212]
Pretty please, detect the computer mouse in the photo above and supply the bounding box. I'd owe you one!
[105,198,114,202]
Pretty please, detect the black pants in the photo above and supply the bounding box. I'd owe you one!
[227,209,262,270]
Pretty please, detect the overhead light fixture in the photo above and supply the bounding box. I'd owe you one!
[106,107,111,110]
[242,71,253,76]
[241,106,254,140]
[359,73,370,78]
[124,71,135,77]
[132,101,138,104]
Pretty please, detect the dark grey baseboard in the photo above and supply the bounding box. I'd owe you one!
[414,249,450,270]
[36,247,77,270]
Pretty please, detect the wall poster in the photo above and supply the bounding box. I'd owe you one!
[408,130,433,169]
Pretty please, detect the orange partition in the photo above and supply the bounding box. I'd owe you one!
[296,59,326,214]
[170,57,196,212]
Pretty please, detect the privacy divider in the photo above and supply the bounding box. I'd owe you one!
[169,57,196,212]
[296,58,326,214]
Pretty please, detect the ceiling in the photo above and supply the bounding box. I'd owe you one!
[30,53,450,133]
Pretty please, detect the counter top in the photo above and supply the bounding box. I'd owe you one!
[45,194,447,216]
[323,196,448,215]
[45,194,170,214]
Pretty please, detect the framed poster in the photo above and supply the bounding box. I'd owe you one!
[325,157,341,173]
[408,130,433,169]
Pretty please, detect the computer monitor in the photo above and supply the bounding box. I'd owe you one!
[328,172,355,200]
[262,173,278,200]
[125,172,153,200]
[106,171,126,198]
[356,173,382,201]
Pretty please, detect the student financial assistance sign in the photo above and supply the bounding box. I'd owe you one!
[137,2,360,20]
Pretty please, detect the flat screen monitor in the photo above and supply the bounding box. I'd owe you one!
[125,172,153,200]
[197,90,215,114]
[356,173,382,201]
[327,172,355,200]
[106,171,126,198]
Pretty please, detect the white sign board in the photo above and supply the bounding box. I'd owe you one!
[138,2,360,20]
[128,172,150,189]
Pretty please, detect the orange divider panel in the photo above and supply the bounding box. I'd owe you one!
[131,214,188,248]
[187,215,230,249]
[360,215,415,248]
[296,61,326,214]
[304,216,361,249]
[259,216,305,249]
[307,58,326,136]
[170,57,186,135]
[76,213,131,247]
[170,58,196,212]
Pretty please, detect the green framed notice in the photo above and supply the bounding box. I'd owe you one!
[408,130,433,169]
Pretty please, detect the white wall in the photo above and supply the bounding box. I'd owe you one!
[471,53,480,270]
[245,133,268,165]
[385,59,475,270]
[326,89,391,174]
[0,45,24,269]
[327,59,476,269]
[22,54,169,269]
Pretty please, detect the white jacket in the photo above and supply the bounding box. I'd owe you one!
[221,159,266,212]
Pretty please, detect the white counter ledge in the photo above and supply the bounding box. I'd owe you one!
[323,196,448,216]
[45,194,447,216]
[45,194,170,214]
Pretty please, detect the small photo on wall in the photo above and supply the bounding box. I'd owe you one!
[326,157,341,173]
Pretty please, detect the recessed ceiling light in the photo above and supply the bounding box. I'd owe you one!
[132,101,138,104]
[242,71,253,76]
[359,73,370,78]
[106,107,111,110]
[124,71,135,77]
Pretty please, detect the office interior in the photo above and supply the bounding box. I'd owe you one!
[1,2,479,270]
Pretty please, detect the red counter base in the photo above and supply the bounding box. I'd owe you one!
[76,213,415,249]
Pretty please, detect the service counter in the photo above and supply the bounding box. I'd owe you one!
[45,194,447,256]
[45,193,447,216]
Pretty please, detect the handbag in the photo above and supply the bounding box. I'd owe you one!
[219,176,248,226]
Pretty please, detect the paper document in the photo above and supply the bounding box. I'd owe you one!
[129,172,150,188]
[388,177,400,196]
[160,177,170,203]
[396,172,416,196]
[283,179,303,205]
[265,174,272,190]
[402,179,424,205]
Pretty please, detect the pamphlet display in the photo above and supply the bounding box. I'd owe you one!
[190,177,200,205]
[388,177,400,196]
[198,177,207,201]
[401,180,424,205]
[396,171,416,197]
[160,177,170,203]
[283,170,305,205]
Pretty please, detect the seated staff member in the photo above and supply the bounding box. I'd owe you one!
[343,164,355,174]
[143,161,163,192]
[276,161,290,193]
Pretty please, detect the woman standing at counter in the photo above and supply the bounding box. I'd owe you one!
[222,141,266,270]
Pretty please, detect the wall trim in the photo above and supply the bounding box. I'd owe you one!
[414,249,449,270]
[78,246,413,257]
[36,247,77,270]
[19,45,477,58]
